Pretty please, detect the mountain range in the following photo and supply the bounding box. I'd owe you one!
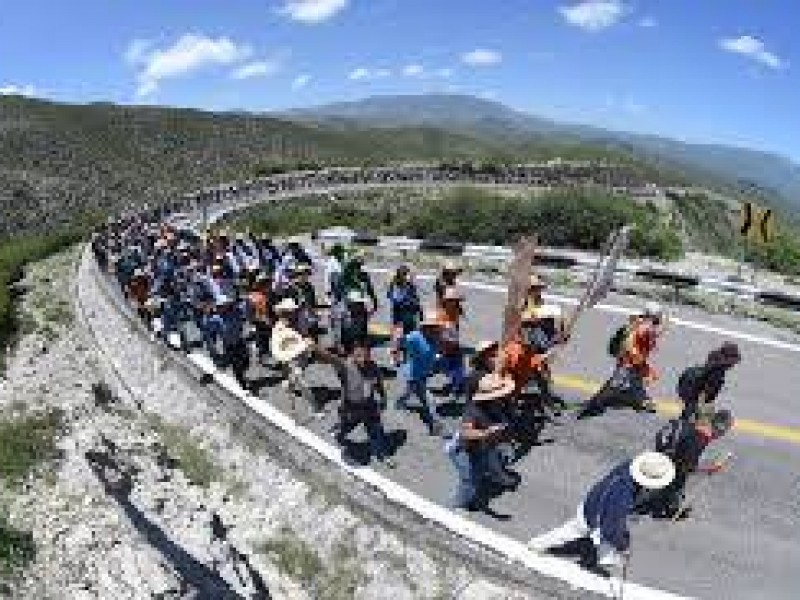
[286,94,800,214]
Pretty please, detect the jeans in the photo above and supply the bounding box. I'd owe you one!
[448,443,510,508]
[337,407,391,461]
[397,378,439,430]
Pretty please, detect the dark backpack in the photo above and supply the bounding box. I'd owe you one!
[608,325,628,357]
[677,366,704,402]
[655,418,690,456]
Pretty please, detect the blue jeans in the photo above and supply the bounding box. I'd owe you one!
[338,409,390,461]
[448,444,508,508]
[397,378,439,430]
[438,354,466,398]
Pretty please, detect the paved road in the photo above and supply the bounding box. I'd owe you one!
[211,267,798,600]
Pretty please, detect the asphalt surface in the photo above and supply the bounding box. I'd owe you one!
[194,267,799,600]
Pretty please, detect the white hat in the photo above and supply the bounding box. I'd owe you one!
[274,298,299,313]
[346,290,369,304]
[442,260,461,273]
[443,287,464,302]
[270,325,309,363]
[419,309,442,328]
[475,340,499,356]
[630,451,675,490]
[473,374,515,402]
[215,295,233,306]
[643,301,663,317]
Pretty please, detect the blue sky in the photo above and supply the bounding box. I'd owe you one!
[1,0,797,161]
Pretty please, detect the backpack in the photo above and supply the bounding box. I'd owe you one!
[655,418,690,457]
[677,366,704,402]
[607,325,628,357]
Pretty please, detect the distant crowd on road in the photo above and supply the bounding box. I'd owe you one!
[91,209,741,579]
[169,162,649,216]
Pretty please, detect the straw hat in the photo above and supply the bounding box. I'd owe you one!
[528,274,547,288]
[442,260,461,273]
[442,287,464,302]
[419,309,443,328]
[270,325,310,363]
[473,374,516,402]
[346,290,369,305]
[274,298,299,313]
[642,301,663,318]
[630,452,675,490]
[475,340,499,356]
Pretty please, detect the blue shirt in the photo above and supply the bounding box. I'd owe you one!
[402,331,438,382]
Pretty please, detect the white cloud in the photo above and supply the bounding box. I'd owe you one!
[292,74,311,89]
[403,64,425,77]
[461,49,502,67]
[638,16,657,29]
[436,67,454,78]
[348,67,391,81]
[124,39,153,64]
[558,0,625,32]
[0,84,38,97]
[127,34,252,98]
[280,0,348,24]
[720,35,786,70]
[231,58,283,80]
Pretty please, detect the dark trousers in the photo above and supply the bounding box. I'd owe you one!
[577,366,651,418]
[223,340,250,390]
[252,320,272,359]
[336,406,390,460]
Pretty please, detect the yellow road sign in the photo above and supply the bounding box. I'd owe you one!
[739,202,776,244]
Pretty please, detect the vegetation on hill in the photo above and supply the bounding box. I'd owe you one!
[0,231,83,369]
[0,96,692,241]
[226,186,684,261]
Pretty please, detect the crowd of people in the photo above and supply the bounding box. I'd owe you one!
[91,211,741,578]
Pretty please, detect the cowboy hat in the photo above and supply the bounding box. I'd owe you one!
[475,340,499,356]
[528,274,547,288]
[642,301,664,318]
[346,290,369,305]
[442,260,461,273]
[473,374,516,402]
[442,287,464,302]
[419,310,442,328]
[274,298,299,313]
[270,325,310,363]
[630,451,675,490]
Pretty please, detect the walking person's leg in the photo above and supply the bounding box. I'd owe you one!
[448,447,477,509]
[528,504,590,550]
[364,413,394,467]
[409,378,441,435]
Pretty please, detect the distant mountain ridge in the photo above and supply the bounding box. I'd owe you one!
[286,94,800,213]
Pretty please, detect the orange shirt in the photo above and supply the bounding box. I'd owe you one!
[620,319,659,382]
[248,290,270,321]
[500,339,546,391]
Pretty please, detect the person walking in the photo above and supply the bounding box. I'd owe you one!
[387,265,423,336]
[677,343,741,423]
[528,452,675,574]
[447,373,517,510]
[395,313,445,436]
[271,298,317,416]
[434,261,462,309]
[205,295,251,392]
[315,342,396,468]
[647,409,734,518]
[577,302,666,419]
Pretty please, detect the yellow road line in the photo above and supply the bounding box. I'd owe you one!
[368,323,800,446]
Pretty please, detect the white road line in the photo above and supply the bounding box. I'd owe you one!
[368,268,800,354]
[187,350,689,600]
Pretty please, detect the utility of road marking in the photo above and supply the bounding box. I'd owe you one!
[368,323,800,447]
[185,349,688,600]
[367,267,800,354]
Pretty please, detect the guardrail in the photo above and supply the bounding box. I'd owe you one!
[159,167,800,315]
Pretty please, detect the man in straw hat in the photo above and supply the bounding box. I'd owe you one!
[271,298,317,415]
[447,373,517,510]
[395,310,445,436]
[528,451,675,574]
[577,301,666,419]
[434,260,463,309]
